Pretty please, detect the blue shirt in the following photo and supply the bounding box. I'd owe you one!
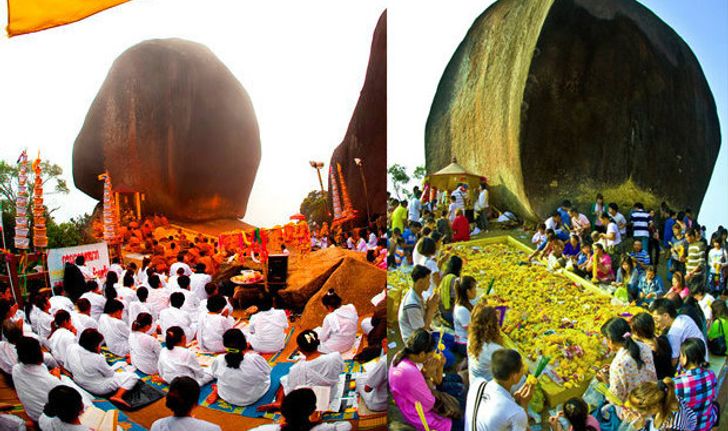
[557,207,572,228]
[664,217,676,246]
[630,250,651,269]
[402,228,416,246]
[638,274,665,297]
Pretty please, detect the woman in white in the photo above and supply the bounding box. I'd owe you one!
[357,354,387,412]
[71,298,98,340]
[12,337,88,422]
[129,313,162,375]
[412,237,441,299]
[208,328,271,406]
[29,295,53,347]
[453,276,477,355]
[197,296,234,353]
[38,385,89,431]
[244,294,289,353]
[249,388,351,431]
[317,290,358,354]
[158,292,195,340]
[158,326,213,386]
[150,376,221,431]
[467,303,505,383]
[79,281,106,321]
[128,287,156,330]
[47,310,77,368]
[0,320,57,376]
[146,275,171,319]
[97,299,131,356]
[65,328,138,408]
[281,330,344,395]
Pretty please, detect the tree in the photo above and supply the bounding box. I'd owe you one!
[300,190,332,227]
[0,159,69,215]
[413,165,427,181]
[46,213,95,249]
[388,164,410,200]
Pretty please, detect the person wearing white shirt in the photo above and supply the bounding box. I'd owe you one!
[79,281,106,321]
[38,385,89,431]
[109,257,124,280]
[29,297,53,349]
[159,293,196,340]
[174,276,200,319]
[608,203,628,237]
[49,286,74,316]
[650,298,709,365]
[150,376,221,431]
[281,330,344,395]
[12,337,87,422]
[97,300,130,357]
[412,237,441,299]
[75,256,95,281]
[189,264,213,302]
[197,296,235,353]
[158,327,213,386]
[198,284,233,323]
[147,275,172,318]
[599,212,622,249]
[47,310,77,368]
[249,387,352,431]
[244,295,289,353]
[129,313,162,375]
[129,287,156,327]
[169,257,192,278]
[71,299,98,340]
[451,185,467,210]
[317,290,358,354]
[408,188,422,222]
[468,303,506,383]
[65,329,138,408]
[208,329,271,406]
[453,277,477,353]
[465,349,533,431]
[0,321,57,375]
[568,208,591,238]
[473,183,489,231]
[357,355,387,412]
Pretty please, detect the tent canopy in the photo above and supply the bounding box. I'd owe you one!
[427,157,483,191]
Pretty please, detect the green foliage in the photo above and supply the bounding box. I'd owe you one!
[300,190,332,227]
[46,213,94,249]
[0,159,69,215]
[388,164,410,199]
[413,165,427,181]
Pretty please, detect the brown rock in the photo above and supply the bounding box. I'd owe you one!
[277,248,367,309]
[299,257,385,330]
[426,0,720,220]
[73,38,260,222]
[328,11,387,224]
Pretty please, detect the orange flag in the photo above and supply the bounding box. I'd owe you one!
[7,0,129,37]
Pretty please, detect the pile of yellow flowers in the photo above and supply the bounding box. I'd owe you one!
[387,241,644,388]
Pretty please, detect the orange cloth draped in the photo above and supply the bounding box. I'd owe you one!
[7,0,129,36]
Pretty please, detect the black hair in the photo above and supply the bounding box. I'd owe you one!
[104,285,118,301]
[416,237,437,257]
[103,298,124,315]
[680,338,709,368]
[170,292,186,309]
[0,299,12,321]
[491,349,524,381]
[456,276,477,311]
[429,231,443,243]
[563,397,597,431]
[148,274,161,289]
[166,376,200,417]
[204,282,218,296]
[206,295,226,313]
[296,329,321,354]
[79,328,104,353]
[86,280,99,292]
[321,289,342,309]
[50,309,71,335]
[195,263,206,273]
[650,298,678,318]
[123,272,135,288]
[411,264,432,283]
[561,200,572,208]
[43,385,84,424]
[76,297,91,313]
[223,328,247,369]
[132,312,153,332]
[281,388,318,431]
[258,292,273,312]
[631,312,656,340]
[393,328,434,366]
[444,255,463,277]
[165,326,185,350]
[75,255,85,266]
[16,336,43,365]
[136,286,149,302]
[608,202,619,212]
[601,317,645,369]
[2,320,21,345]
[105,271,119,289]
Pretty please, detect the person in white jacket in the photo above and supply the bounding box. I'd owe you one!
[79,280,106,321]
[128,287,156,328]
[207,328,271,406]
[357,353,388,412]
[244,294,289,353]
[197,296,234,353]
[281,330,344,395]
[158,292,195,340]
[146,275,171,319]
[190,263,213,302]
[317,290,358,354]
[38,385,87,431]
[71,298,98,341]
[150,377,221,431]
[29,296,53,348]
[158,326,213,386]
[48,286,74,316]
[47,310,77,368]
[129,313,162,375]
[97,299,130,357]
[249,387,352,431]
[65,328,138,408]
[0,321,57,376]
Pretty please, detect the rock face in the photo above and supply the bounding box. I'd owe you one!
[73,38,260,222]
[328,11,387,224]
[426,0,720,221]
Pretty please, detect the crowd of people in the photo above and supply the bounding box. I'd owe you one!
[0,231,388,429]
[388,185,726,431]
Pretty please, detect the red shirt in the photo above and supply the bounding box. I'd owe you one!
[452,215,470,242]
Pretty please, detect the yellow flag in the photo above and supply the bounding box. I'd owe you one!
[7,0,129,37]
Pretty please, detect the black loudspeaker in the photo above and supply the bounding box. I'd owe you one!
[267,254,288,283]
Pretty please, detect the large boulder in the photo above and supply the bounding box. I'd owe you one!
[73,38,260,222]
[426,0,720,221]
[328,11,387,224]
[299,257,386,330]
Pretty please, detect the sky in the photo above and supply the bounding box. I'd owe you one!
[0,0,386,227]
[388,0,727,234]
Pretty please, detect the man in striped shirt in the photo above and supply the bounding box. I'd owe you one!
[630,240,651,273]
[685,227,707,292]
[630,202,652,251]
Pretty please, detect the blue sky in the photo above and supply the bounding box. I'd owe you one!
[389,0,727,234]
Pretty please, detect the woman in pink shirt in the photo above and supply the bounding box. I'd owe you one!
[389,329,451,431]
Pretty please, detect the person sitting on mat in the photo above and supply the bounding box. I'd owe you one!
[129,312,162,375]
[197,296,235,353]
[249,387,352,431]
[151,376,221,431]
[158,326,212,387]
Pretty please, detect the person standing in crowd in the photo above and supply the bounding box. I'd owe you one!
[391,200,408,234]
[591,193,605,231]
[408,187,423,224]
[473,182,489,234]
[608,203,627,239]
[630,202,652,252]
[685,227,707,293]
